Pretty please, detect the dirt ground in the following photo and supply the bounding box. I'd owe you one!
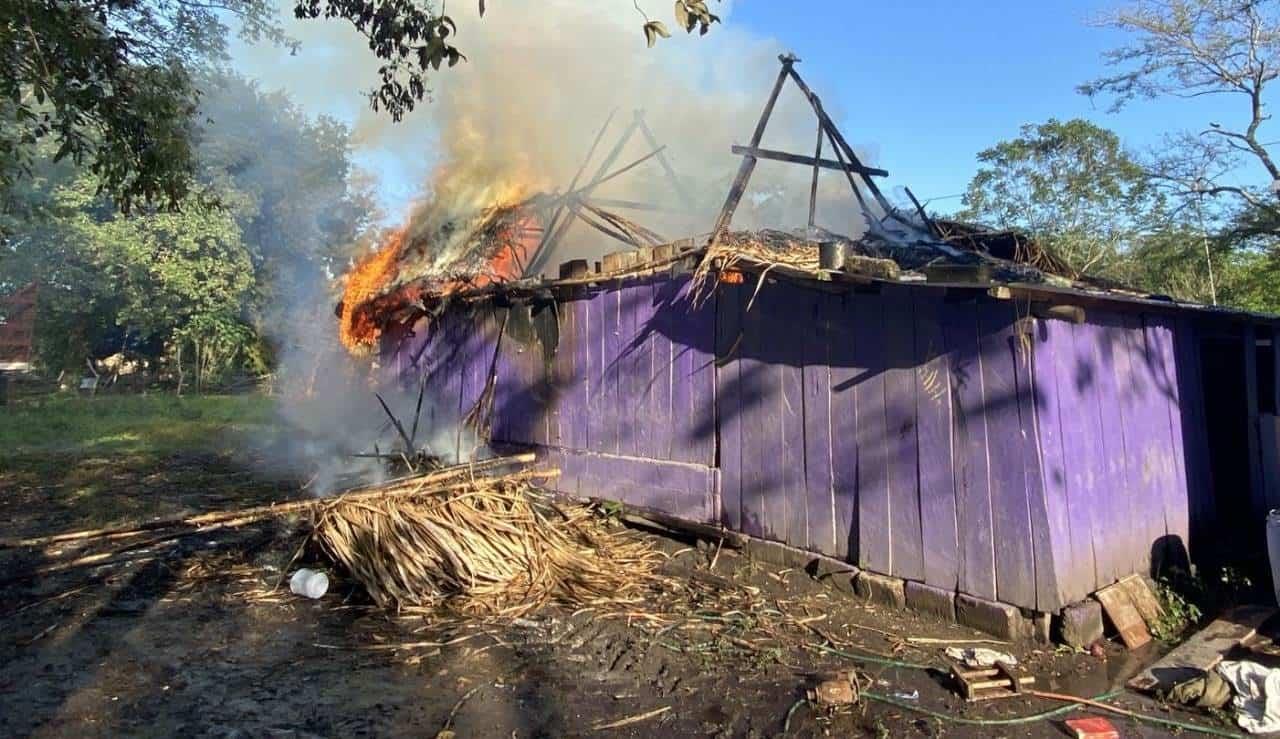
[0,450,1243,737]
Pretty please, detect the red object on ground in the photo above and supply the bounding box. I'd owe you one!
[1064,716,1120,739]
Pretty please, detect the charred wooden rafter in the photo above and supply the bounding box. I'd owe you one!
[712,54,920,244]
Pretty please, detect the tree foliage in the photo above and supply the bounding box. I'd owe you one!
[1080,0,1280,228]
[0,73,374,384]
[0,0,288,210]
[1,0,718,212]
[960,119,1167,278]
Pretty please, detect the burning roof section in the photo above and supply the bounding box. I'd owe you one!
[336,55,1195,353]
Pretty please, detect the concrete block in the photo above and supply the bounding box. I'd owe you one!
[1057,600,1104,649]
[744,539,858,596]
[905,581,956,621]
[956,593,1029,641]
[806,557,859,597]
[1028,610,1052,644]
[855,571,906,609]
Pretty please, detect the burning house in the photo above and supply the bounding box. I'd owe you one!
[339,57,1280,633]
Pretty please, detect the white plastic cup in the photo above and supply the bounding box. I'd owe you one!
[289,568,329,599]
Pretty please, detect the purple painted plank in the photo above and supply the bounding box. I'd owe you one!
[852,289,891,574]
[684,276,718,468]
[550,447,718,523]
[648,283,675,461]
[1062,322,1107,595]
[828,293,858,562]
[533,304,554,447]
[431,309,459,460]
[1010,312,1059,612]
[775,282,808,551]
[617,280,652,457]
[586,289,609,453]
[941,298,996,601]
[977,301,1035,609]
[520,308,545,447]
[715,280,745,532]
[1092,315,1139,583]
[1122,314,1166,577]
[804,292,837,557]
[1117,313,1171,577]
[1173,317,1213,549]
[547,300,571,448]
[600,288,623,454]
[1136,315,1187,570]
[667,280,698,465]
[1018,320,1070,607]
[1030,317,1089,606]
[883,286,923,582]
[738,274,781,541]
[912,290,959,591]
[573,296,593,452]
[455,306,488,458]
[1105,315,1146,571]
[1147,314,1191,561]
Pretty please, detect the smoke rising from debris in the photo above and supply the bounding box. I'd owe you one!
[235,1,884,491]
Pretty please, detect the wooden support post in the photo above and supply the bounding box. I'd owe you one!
[710,55,796,241]
[784,64,895,216]
[1245,324,1266,519]
[808,121,822,230]
[904,186,942,239]
[1273,327,1280,414]
[820,117,872,214]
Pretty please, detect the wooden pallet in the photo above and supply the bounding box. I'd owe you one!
[948,659,1035,701]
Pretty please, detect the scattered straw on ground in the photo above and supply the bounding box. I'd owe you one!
[311,476,661,618]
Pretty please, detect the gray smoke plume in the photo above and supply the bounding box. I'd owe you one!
[233,1,885,493]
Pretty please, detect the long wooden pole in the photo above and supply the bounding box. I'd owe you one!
[710,54,796,242]
[0,453,540,550]
[808,121,823,230]
[785,65,898,218]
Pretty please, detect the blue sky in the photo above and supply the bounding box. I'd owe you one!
[728,0,1245,211]
[229,0,1255,219]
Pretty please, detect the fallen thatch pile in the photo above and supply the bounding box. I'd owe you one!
[310,467,662,618]
[1,454,660,621]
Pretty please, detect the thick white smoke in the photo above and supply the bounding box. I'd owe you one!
[234,1,885,493]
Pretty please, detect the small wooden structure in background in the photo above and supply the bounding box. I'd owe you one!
[0,283,37,373]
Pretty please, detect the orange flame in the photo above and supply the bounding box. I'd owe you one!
[339,229,406,354]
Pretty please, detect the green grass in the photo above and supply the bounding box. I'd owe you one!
[0,393,277,456]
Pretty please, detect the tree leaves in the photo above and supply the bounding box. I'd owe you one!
[959,118,1167,279]
[643,20,671,48]
[1,0,286,212]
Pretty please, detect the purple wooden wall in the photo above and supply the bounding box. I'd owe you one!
[1030,311,1196,606]
[387,272,1208,614]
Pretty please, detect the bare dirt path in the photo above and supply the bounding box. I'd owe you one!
[0,451,1238,737]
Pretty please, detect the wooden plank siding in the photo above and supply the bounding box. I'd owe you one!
[397,272,1214,613]
[941,298,997,601]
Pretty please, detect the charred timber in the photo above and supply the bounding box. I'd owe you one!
[730,145,889,178]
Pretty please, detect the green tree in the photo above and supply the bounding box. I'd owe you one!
[0,75,374,384]
[959,118,1169,279]
[1,166,255,379]
[1080,0,1280,232]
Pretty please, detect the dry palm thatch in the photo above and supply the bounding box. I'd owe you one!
[312,475,661,618]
